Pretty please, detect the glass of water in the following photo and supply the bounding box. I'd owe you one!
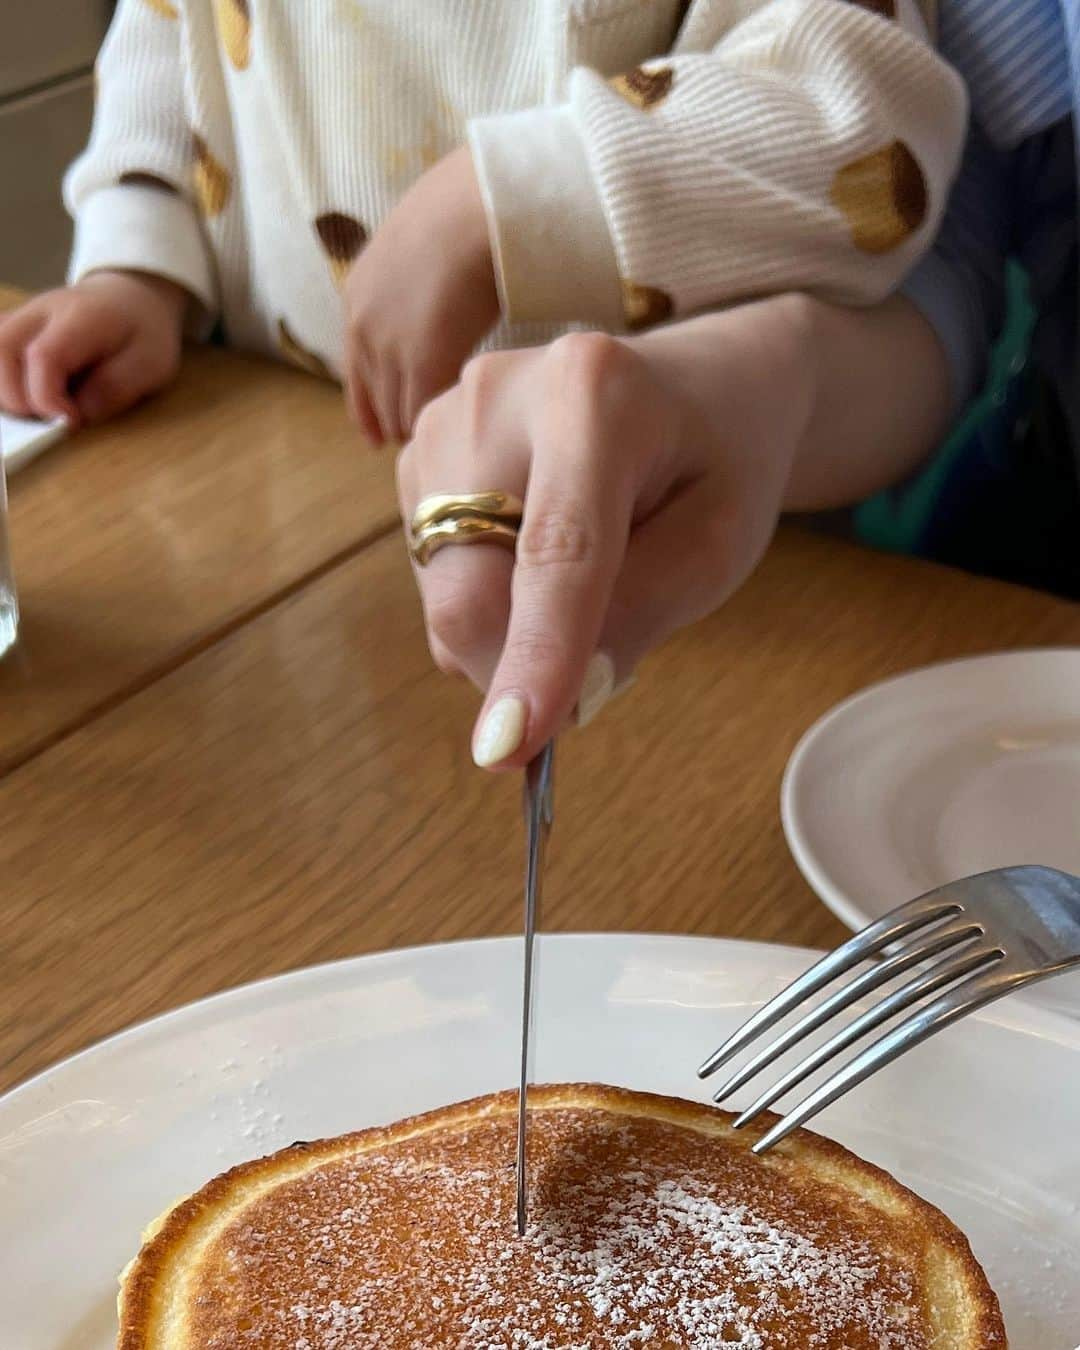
[0,456,17,657]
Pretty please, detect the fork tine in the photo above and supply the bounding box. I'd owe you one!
[711,919,983,1103]
[749,957,1013,1154]
[732,944,999,1127]
[698,896,962,1078]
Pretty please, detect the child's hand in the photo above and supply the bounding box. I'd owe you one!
[343,145,500,446]
[0,271,187,428]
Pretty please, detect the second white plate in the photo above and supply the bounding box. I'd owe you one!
[782,649,1080,1012]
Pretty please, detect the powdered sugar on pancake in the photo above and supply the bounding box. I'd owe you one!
[191,1108,928,1348]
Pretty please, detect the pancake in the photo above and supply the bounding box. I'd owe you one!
[118,1083,1005,1348]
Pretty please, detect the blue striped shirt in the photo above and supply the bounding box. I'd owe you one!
[902,0,1078,441]
[941,0,1072,146]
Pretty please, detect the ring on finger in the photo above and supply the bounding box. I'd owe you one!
[410,490,523,534]
[408,491,524,568]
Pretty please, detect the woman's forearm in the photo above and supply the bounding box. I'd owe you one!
[637,292,954,514]
[785,293,953,511]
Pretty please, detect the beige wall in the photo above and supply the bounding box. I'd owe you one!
[0,1,110,289]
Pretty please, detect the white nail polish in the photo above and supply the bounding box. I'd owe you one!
[473,696,528,767]
[576,651,617,728]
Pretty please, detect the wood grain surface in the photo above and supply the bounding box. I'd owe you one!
[3,524,1078,1093]
[1,328,394,771]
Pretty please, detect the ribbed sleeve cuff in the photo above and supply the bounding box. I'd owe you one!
[68,185,218,332]
[468,105,624,329]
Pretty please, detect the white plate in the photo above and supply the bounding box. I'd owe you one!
[1,934,1078,1348]
[783,649,1080,1015]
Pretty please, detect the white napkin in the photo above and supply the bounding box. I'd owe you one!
[0,412,68,475]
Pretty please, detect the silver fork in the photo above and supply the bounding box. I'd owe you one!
[698,865,1080,1154]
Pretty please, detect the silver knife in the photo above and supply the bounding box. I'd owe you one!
[516,740,554,1237]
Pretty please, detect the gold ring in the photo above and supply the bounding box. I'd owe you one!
[408,491,524,568]
[410,514,520,567]
[410,491,524,535]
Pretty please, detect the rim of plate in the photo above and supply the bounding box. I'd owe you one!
[8,929,1080,1122]
[0,931,818,1113]
[781,647,1080,934]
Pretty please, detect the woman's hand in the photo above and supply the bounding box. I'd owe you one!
[397,295,818,768]
[398,289,951,769]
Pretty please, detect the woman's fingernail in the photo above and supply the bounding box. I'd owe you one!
[576,651,617,728]
[473,696,527,767]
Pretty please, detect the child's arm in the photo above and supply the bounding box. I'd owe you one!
[345,0,966,444]
[65,0,216,322]
[0,0,215,426]
[470,0,968,329]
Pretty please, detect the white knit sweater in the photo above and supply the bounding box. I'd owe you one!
[66,0,966,377]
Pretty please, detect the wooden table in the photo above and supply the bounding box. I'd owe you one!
[3,332,1080,1096]
[0,327,399,772]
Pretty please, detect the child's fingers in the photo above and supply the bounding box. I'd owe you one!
[346,369,385,448]
[344,335,389,446]
[24,308,125,422]
[402,352,460,443]
[75,341,164,425]
[0,347,31,418]
[369,359,404,447]
[0,307,48,417]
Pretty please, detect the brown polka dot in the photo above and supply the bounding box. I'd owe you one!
[143,0,178,17]
[192,133,231,216]
[610,66,675,112]
[119,171,179,194]
[830,141,927,254]
[844,0,896,16]
[216,0,251,71]
[278,319,334,382]
[315,212,369,285]
[621,280,674,331]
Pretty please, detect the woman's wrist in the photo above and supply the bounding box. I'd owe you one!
[781,294,952,511]
[629,293,817,497]
[630,290,951,516]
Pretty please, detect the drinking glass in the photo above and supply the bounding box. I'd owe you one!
[0,454,18,657]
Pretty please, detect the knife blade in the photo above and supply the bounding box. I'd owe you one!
[516,740,554,1237]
